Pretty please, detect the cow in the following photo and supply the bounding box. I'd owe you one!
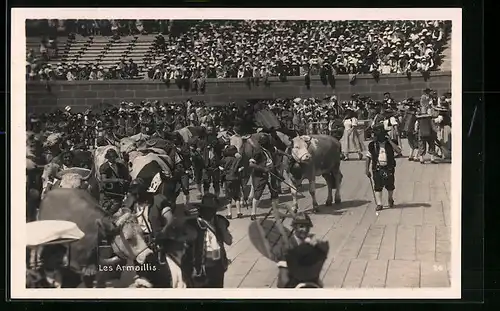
[287,134,343,212]
[175,126,206,144]
[38,188,154,287]
[126,151,183,206]
[41,150,99,201]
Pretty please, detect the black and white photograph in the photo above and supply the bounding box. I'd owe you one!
[12,8,461,299]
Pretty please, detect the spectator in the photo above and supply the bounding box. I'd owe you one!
[66,67,77,81]
[127,59,138,77]
[26,19,450,81]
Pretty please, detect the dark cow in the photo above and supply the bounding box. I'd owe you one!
[287,134,343,212]
[38,188,154,287]
[230,131,292,202]
[127,151,180,204]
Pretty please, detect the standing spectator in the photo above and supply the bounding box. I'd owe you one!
[39,40,48,61]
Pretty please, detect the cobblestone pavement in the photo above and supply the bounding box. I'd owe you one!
[110,139,451,289]
[220,139,452,288]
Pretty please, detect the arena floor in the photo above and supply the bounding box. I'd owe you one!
[110,139,452,288]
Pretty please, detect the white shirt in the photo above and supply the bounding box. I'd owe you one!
[383,117,398,131]
[166,255,187,288]
[135,202,152,234]
[378,145,388,166]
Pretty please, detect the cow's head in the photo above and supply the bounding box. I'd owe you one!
[126,151,142,173]
[290,135,314,163]
[120,138,137,155]
[96,209,153,266]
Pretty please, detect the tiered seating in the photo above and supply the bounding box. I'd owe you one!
[98,36,137,68]
[62,36,93,63]
[126,35,156,71]
[77,36,110,65]
[26,37,40,54]
[49,36,70,64]
[26,36,70,64]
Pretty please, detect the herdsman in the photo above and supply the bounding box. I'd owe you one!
[248,134,281,221]
[431,98,452,160]
[415,109,437,164]
[365,123,402,212]
[220,145,244,219]
[402,99,419,161]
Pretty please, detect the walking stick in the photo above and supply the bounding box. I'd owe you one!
[268,170,305,198]
[367,175,380,216]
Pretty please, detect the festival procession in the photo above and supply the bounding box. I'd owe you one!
[25,19,452,289]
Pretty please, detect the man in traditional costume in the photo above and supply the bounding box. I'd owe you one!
[415,109,438,164]
[365,123,402,212]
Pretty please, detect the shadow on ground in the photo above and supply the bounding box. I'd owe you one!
[394,202,432,209]
[302,206,344,216]
[339,199,371,209]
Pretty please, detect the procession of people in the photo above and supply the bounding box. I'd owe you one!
[25,90,452,289]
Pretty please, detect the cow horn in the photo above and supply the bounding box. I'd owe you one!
[100,255,121,265]
[81,173,92,181]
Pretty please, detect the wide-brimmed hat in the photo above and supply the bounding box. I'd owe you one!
[194,193,220,213]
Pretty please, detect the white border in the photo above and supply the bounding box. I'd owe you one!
[11,8,462,299]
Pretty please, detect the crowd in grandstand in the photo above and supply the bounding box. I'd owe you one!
[26,20,450,82]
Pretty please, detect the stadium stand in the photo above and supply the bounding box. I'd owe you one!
[26,19,452,81]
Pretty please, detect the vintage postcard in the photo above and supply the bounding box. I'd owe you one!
[12,8,461,299]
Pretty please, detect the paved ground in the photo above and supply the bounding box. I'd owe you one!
[105,139,451,288]
[218,139,451,288]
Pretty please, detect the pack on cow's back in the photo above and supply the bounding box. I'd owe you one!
[254,109,281,131]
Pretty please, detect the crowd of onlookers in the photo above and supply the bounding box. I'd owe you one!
[26,20,451,81]
[26,19,171,38]
[26,59,140,82]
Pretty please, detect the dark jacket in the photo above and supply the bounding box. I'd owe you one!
[367,140,396,171]
[220,155,242,181]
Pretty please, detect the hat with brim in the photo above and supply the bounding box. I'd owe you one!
[194,193,221,212]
